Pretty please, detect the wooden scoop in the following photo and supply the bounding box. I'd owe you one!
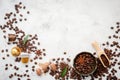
[92,41,110,68]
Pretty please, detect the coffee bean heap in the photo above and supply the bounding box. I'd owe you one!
[49,57,72,80]
[92,22,120,80]
[1,2,44,54]
[48,22,120,80]
[0,2,46,80]
[92,49,110,79]
[74,52,96,75]
[0,1,120,80]
[49,57,89,80]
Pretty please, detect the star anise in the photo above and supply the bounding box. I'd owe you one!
[77,55,85,64]
[36,49,42,56]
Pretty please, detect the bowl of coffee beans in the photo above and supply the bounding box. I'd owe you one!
[73,52,97,76]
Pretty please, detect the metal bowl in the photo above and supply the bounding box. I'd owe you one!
[73,52,97,76]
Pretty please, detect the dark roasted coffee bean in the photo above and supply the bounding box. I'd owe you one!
[27,11,30,14]
[1,50,4,53]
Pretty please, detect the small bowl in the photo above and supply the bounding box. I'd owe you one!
[73,52,97,76]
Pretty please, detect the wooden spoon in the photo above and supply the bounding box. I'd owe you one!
[92,41,110,68]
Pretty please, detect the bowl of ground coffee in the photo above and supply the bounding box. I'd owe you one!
[73,52,97,76]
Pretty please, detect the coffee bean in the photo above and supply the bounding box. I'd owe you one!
[19,19,22,21]
[64,52,67,55]
[37,42,40,45]
[19,2,22,5]
[6,49,8,52]
[43,53,46,56]
[5,67,8,70]
[13,13,16,17]
[27,75,30,77]
[32,69,35,72]
[39,57,42,60]
[61,58,64,61]
[67,58,71,62]
[14,72,17,76]
[27,11,30,14]
[1,50,4,53]
[30,59,33,62]
[2,57,5,60]
[57,58,60,61]
[23,6,26,9]
[24,18,27,21]
[34,62,37,65]
[25,65,28,67]
[6,54,10,57]
[111,27,114,29]
[16,67,19,70]
[5,64,8,66]
[24,74,26,76]
[26,70,29,72]
[17,74,20,77]
[3,30,6,33]
[18,78,21,80]
[3,35,6,39]
[27,78,31,80]
[116,22,120,25]
[20,14,23,17]
[42,48,45,51]
[108,36,111,39]
[32,66,35,68]
[52,58,55,61]
[118,62,120,65]
[9,76,12,78]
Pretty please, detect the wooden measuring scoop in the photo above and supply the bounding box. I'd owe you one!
[92,41,110,68]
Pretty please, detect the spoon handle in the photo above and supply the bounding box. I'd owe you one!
[92,41,103,56]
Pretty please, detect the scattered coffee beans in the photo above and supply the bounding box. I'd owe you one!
[0,1,120,80]
[0,2,46,80]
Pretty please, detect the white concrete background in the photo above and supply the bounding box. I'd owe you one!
[0,0,120,80]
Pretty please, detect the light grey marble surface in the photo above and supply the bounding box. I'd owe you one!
[0,0,120,80]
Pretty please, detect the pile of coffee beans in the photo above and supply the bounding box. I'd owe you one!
[49,57,72,80]
[0,1,120,80]
[48,57,89,80]
[74,52,97,75]
[48,22,120,80]
[0,2,46,80]
[92,22,120,80]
